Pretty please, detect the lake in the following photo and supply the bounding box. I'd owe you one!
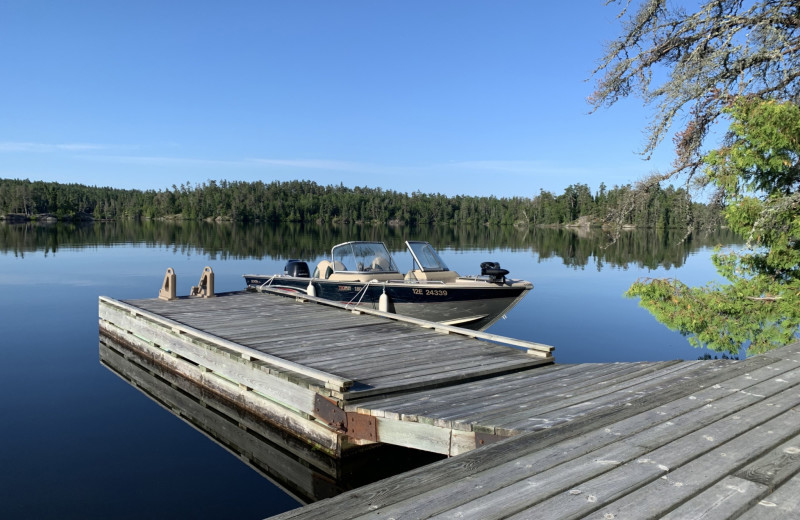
[0,221,743,518]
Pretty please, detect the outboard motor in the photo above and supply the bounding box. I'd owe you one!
[284,260,310,277]
[480,261,509,283]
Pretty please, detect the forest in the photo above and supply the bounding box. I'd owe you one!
[0,177,719,229]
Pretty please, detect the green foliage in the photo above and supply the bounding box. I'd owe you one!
[628,98,800,355]
[593,0,800,176]
[0,178,720,230]
[596,0,800,355]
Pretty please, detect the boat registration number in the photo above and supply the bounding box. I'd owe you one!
[412,289,448,296]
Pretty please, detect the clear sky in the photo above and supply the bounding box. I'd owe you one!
[0,1,680,198]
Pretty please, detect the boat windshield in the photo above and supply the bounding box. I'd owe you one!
[406,241,450,272]
[331,242,399,273]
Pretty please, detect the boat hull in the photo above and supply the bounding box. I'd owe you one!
[243,275,531,330]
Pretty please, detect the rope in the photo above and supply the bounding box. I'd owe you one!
[346,280,374,309]
[258,275,276,291]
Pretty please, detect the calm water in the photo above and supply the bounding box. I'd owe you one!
[0,221,743,519]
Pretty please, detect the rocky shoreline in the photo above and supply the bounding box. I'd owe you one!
[1,212,95,222]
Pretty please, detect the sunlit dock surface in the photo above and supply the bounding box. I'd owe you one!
[98,291,800,518]
[272,341,800,519]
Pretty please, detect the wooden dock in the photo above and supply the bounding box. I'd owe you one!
[98,290,554,457]
[270,340,800,520]
[99,289,800,518]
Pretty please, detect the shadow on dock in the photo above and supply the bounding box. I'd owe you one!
[99,334,445,505]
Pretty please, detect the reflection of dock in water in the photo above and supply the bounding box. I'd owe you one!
[99,335,444,505]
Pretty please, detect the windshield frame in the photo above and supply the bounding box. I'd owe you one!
[406,241,450,272]
[330,241,399,273]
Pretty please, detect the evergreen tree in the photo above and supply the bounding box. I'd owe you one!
[594,0,799,354]
[627,97,799,355]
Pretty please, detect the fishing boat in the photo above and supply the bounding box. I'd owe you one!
[243,241,532,330]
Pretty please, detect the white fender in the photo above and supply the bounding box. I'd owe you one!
[306,282,316,297]
[379,291,391,312]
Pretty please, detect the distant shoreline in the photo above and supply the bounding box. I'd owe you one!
[0,178,721,229]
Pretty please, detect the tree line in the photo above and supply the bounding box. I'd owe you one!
[0,177,720,229]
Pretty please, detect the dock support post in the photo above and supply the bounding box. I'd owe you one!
[190,266,215,298]
[158,267,177,301]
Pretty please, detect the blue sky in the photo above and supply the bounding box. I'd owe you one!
[0,1,680,198]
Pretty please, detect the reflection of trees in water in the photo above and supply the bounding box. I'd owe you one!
[0,221,742,269]
[532,228,743,271]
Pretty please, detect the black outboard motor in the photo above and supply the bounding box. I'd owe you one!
[480,261,509,283]
[284,260,310,277]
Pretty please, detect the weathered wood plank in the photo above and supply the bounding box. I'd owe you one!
[340,357,553,401]
[333,348,545,383]
[286,335,507,371]
[254,287,555,355]
[346,363,618,416]
[477,360,734,435]
[658,476,767,520]
[352,375,779,520]
[100,309,324,414]
[444,360,690,431]
[350,366,583,420]
[734,430,800,489]
[525,403,800,520]
[101,296,353,390]
[267,351,782,520]
[130,297,383,348]
[374,416,453,455]
[371,362,678,431]
[228,320,395,346]
[246,326,454,357]
[117,293,552,404]
[415,391,800,519]
[128,293,383,344]
[737,474,800,520]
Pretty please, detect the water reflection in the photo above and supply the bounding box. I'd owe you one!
[99,334,444,505]
[1,221,742,270]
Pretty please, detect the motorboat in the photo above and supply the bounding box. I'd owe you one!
[243,241,532,330]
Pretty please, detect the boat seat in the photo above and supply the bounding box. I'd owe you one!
[407,270,459,283]
[371,256,391,271]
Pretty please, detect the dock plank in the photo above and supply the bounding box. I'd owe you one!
[267,350,790,520]
[429,404,799,520]
[450,360,693,430]
[351,362,659,417]
[122,292,551,401]
[582,410,800,520]
[334,364,800,520]
[737,474,800,519]
[658,476,767,520]
[734,430,800,490]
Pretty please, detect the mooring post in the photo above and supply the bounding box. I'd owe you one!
[158,267,177,301]
[190,266,215,298]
